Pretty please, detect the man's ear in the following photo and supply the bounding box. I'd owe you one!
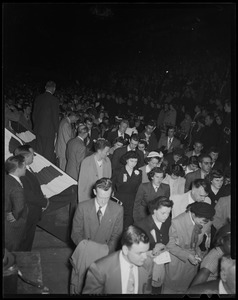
[220,269,227,283]
[93,189,96,196]
[122,245,128,256]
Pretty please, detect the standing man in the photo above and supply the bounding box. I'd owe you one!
[107,119,130,145]
[13,145,49,251]
[55,112,79,171]
[65,123,88,181]
[70,178,124,293]
[82,225,153,294]
[139,120,158,152]
[158,126,181,154]
[32,81,59,164]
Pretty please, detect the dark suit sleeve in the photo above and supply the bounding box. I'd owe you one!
[9,187,26,220]
[71,204,85,246]
[184,173,193,193]
[107,206,124,253]
[111,149,121,172]
[82,262,105,294]
[52,96,59,134]
[133,184,147,223]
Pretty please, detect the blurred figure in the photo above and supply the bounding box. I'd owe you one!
[138,139,149,160]
[139,120,158,152]
[84,117,100,153]
[107,119,130,145]
[5,155,28,251]
[55,112,79,171]
[108,136,125,161]
[162,164,185,196]
[185,140,204,158]
[158,126,181,154]
[82,225,153,294]
[78,139,111,202]
[207,169,227,208]
[32,81,59,163]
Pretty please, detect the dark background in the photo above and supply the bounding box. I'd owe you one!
[3,3,235,82]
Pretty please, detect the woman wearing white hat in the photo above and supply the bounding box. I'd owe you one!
[139,151,164,183]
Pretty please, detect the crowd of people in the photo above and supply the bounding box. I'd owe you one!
[4,47,234,295]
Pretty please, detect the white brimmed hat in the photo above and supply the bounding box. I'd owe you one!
[147,151,163,158]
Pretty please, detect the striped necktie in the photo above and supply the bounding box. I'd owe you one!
[126,265,135,294]
[97,206,102,224]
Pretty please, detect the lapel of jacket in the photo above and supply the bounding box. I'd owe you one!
[88,200,101,239]
[106,252,122,294]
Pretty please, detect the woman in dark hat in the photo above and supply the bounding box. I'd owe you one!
[112,151,142,229]
[189,222,231,287]
[162,202,216,294]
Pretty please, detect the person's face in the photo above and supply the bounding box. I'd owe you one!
[192,214,209,227]
[209,152,219,163]
[18,162,27,177]
[190,163,198,172]
[99,146,110,159]
[152,172,164,186]
[129,139,138,151]
[86,121,93,130]
[145,125,154,135]
[215,116,222,125]
[173,154,181,163]
[153,206,171,223]
[138,143,145,152]
[205,116,211,126]
[126,158,138,169]
[122,242,150,267]
[119,122,128,134]
[191,186,208,202]
[211,177,224,189]
[71,116,79,124]
[25,151,34,165]
[168,129,175,138]
[148,158,159,169]
[199,157,212,173]
[194,143,203,153]
[94,187,112,207]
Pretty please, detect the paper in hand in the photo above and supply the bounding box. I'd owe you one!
[153,251,171,265]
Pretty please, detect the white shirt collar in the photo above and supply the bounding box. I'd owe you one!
[189,211,195,225]
[9,174,23,188]
[153,183,160,191]
[77,136,84,141]
[118,130,124,137]
[127,145,135,151]
[95,198,107,216]
[188,190,195,205]
[219,279,228,294]
[145,165,151,173]
[152,215,162,230]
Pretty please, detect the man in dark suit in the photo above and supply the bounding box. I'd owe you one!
[84,117,100,153]
[138,120,158,152]
[107,119,130,145]
[208,146,224,172]
[158,126,181,154]
[200,113,219,152]
[65,124,88,181]
[71,178,124,253]
[32,81,59,164]
[82,225,153,294]
[14,145,49,251]
[111,133,144,173]
[184,154,212,193]
[187,255,236,295]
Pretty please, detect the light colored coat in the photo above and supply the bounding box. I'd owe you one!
[65,137,87,180]
[78,154,112,202]
[163,211,211,294]
[213,195,231,230]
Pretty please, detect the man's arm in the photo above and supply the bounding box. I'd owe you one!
[82,262,105,294]
[71,204,85,246]
[107,207,124,253]
[184,173,192,193]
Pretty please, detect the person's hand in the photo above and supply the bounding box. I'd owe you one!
[6,212,16,222]
[152,243,166,256]
[188,254,199,266]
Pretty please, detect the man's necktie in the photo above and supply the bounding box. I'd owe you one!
[29,166,34,173]
[168,138,172,149]
[126,265,135,294]
[97,206,102,224]
[199,233,207,251]
[154,186,158,192]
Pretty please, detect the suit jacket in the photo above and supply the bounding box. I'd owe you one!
[55,117,75,159]
[65,137,87,180]
[164,211,211,293]
[213,195,231,230]
[212,160,224,172]
[187,279,220,295]
[107,130,130,145]
[158,136,181,153]
[82,251,153,294]
[138,131,158,152]
[133,182,170,223]
[71,198,123,253]
[32,91,59,137]
[78,154,112,202]
[134,215,171,250]
[184,169,203,193]
[170,191,211,219]
[111,146,144,172]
